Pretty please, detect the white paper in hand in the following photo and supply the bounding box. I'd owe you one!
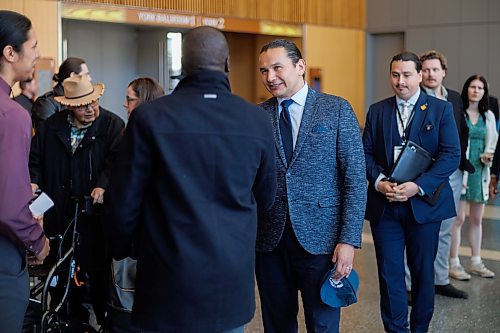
[29,192,54,217]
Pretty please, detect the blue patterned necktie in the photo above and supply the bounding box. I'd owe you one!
[280,99,294,165]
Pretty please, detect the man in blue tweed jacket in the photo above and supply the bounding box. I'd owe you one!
[256,39,366,332]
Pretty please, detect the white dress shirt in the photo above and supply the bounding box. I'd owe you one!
[277,83,309,150]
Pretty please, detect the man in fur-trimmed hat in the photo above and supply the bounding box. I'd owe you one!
[54,74,105,130]
[29,74,124,328]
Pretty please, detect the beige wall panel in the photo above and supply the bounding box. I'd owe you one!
[1,0,59,96]
[225,32,256,102]
[0,0,59,64]
[304,25,365,125]
[24,0,59,64]
[0,0,24,12]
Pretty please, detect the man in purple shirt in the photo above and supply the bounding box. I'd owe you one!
[0,10,50,332]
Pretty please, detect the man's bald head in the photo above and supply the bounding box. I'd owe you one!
[182,26,229,75]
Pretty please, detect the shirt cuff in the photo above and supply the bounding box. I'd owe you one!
[26,230,46,256]
[375,173,387,193]
[418,186,425,196]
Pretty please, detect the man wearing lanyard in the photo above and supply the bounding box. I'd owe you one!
[363,51,460,332]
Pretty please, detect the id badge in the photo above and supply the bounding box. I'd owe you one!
[394,145,403,163]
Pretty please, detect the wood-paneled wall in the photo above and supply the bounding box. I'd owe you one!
[62,0,365,28]
[304,25,365,124]
[1,0,59,63]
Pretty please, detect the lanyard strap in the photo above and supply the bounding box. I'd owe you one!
[396,104,415,144]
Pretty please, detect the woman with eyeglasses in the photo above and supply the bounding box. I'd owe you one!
[108,77,164,333]
[123,77,164,117]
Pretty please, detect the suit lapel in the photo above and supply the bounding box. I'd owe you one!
[266,100,288,167]
[409,92,429,143]
[292,89,317,167]
[383,97,395,166]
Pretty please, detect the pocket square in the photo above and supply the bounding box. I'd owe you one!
[312,124,331,134]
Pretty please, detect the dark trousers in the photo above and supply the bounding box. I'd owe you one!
[370,202,441,333]
[108,308,140,333]
[140,324,244,333]
[0,234,29,333]
[256,222,340,333]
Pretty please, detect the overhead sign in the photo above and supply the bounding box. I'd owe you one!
[61,2,302,37]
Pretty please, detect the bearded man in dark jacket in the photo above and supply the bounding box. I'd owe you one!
[29,74,124,326]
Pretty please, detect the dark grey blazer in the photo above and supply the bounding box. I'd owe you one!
[256,87,366,255]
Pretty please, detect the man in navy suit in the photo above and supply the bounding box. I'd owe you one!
[256,39,366,332]
[105,27,277,332]
[363,51,460,332]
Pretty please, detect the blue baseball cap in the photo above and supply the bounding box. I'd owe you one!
[320,266,359,308]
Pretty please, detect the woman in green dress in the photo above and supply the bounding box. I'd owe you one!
[450,75,498,279]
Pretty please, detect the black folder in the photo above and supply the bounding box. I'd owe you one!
[388,141,433,183]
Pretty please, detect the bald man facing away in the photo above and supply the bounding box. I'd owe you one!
[105,26,277,332]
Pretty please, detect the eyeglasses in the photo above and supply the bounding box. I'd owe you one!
[126,96,139,104]
[74,100,98,112]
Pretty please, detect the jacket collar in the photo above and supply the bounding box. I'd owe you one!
[173,70,231,94]
[0,76,12,97]
[53,83,65,96]
[293,88,317,165]
[56,108,105,153]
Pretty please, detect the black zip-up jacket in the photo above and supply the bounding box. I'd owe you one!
[31,83,65,132]
[29,108,124,269]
